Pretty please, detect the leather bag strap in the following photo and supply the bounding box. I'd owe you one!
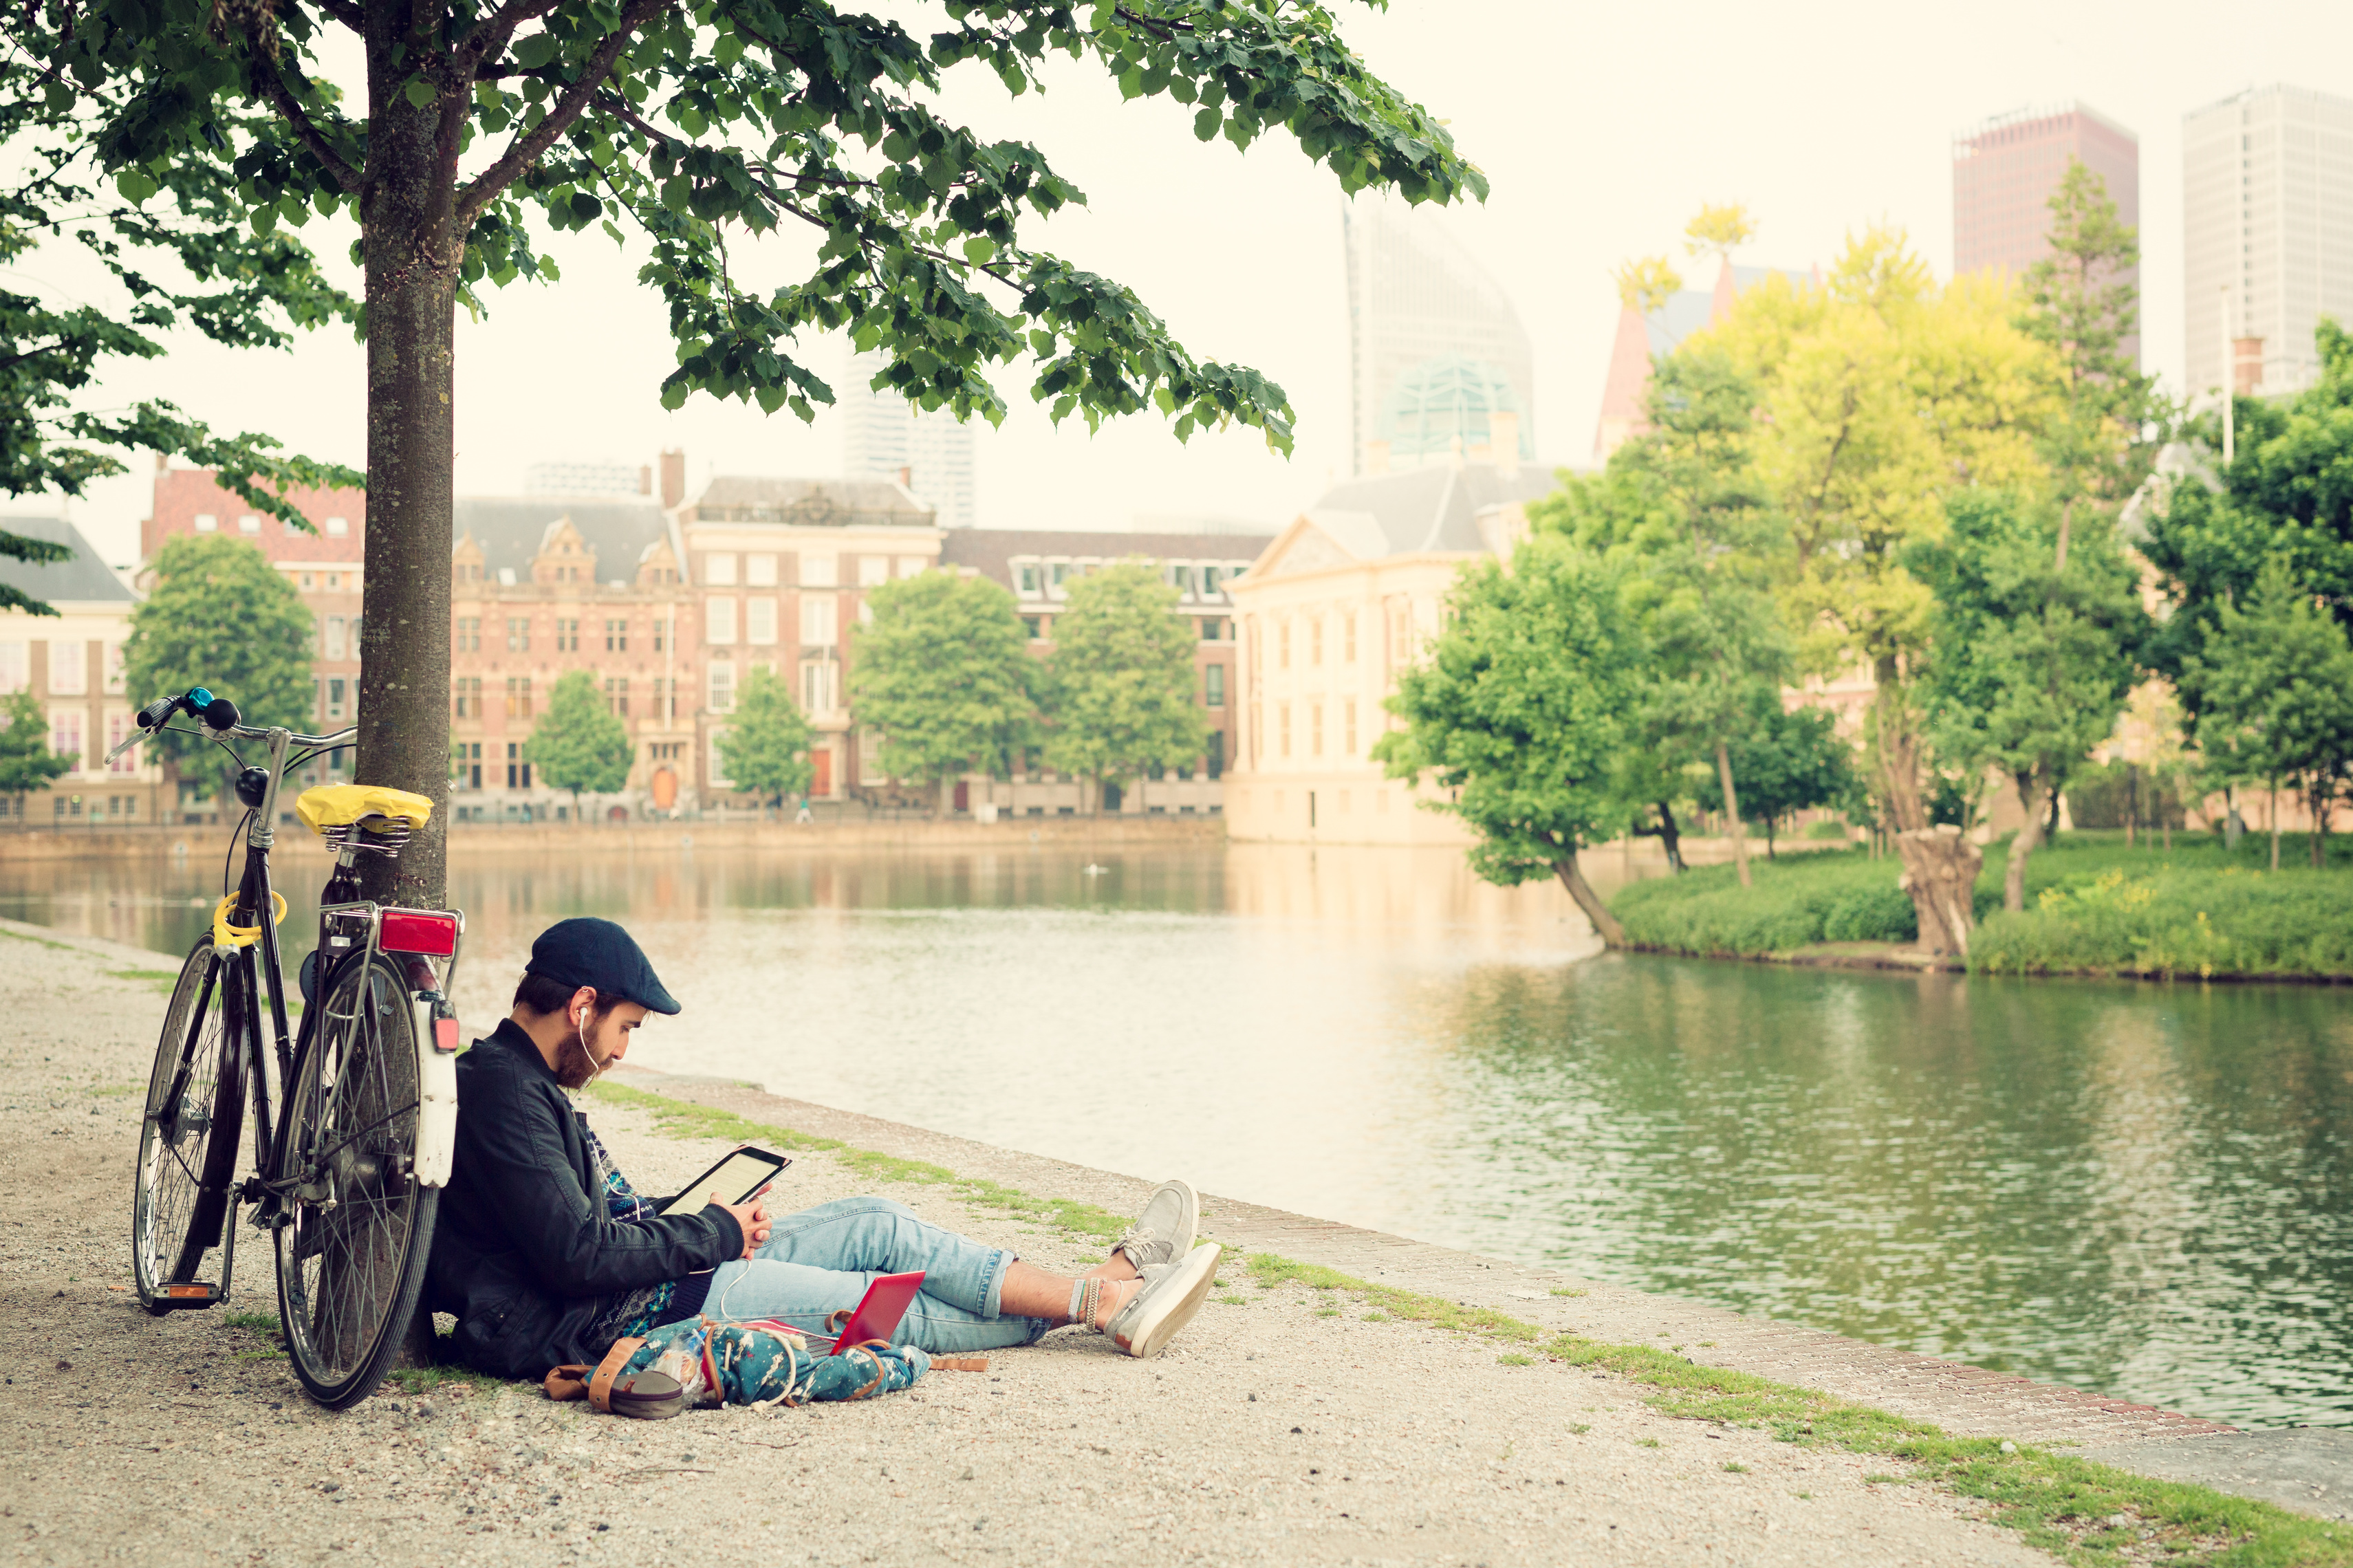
[588,1337,647,1413]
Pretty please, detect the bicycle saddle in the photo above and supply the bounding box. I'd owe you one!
[294,784,435,835]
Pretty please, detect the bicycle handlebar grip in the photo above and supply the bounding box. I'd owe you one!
[202,696,241,732]
[136,696,178,730]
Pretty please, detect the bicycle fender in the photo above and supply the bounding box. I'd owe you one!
[414,997,459,1188]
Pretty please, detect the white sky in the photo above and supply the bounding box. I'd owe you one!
[23,0,2353,569]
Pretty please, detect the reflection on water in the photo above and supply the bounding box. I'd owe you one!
[11,838,2349,1428]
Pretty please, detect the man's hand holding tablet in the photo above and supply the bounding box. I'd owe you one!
[660,1146,791,1254]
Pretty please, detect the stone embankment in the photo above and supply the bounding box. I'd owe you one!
[1,915,2343,1568]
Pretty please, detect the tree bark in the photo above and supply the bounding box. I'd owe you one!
[353,29,459,913]
[1896,825,1982,956]
[1868,661,1929,833]
[2312,778,2329,869]
[1714,737,1751,887]
[2270,776,2281,871]
[2004,769,2050,913]
[1553,853,1623,947]
[1654,801,1684,872]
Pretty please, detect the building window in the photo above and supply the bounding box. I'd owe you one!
[238,514,261,534]
[1021,616,1043,640]
[0,640,21,693]
[327,678,347,719]
[1310,618,1323,666]
[107,712,135,774]
[705,552,738,586]
[605,618,628,652]
[1017,564,1041,595]
[1278,621,1290,671]
[708,662,735,713]
[47,640,87,696]
[746,596,778,645]
[1205,664,1225,709]
[506,617,531,653]
[453,677,481,719]
[652,617,669,652]
[455,741,482,790]
[456,616,480,652]
[801,660,838,716]
[800,594,838,646]
[603,677,628,716]
[858,556,889,587]
[1344,612,1356,663]
[1279,703,1291,759]
[708,732,733,790]
[1203,565,1223,596]
[555,618,580,652]
[895,556,926,578]
[1200,616,1226,642]
[801,553,838,588]
[506,742,531,790]
[505,676,532,719]
[1206,731,1224,779]
[746,553,779,587]
[1171,564,1195,596]
[1250,703,1262,767]
[1311,702,1323,756]
[708,596,737,644]
[325,515,349,536]
[194,513,217,533]
[1345,698,1358,756]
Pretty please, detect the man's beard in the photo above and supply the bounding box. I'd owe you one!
[553,1025,605,1090]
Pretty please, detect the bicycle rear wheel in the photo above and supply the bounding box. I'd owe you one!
[274,952,438,1408]
[131,937,248,1313]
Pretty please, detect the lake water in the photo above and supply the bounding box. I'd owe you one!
[13,838,2350,1429]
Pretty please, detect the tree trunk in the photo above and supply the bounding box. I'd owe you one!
[1868,663,1929,832]
[2270,776,2280,871]
[354,35,459,915]
[1553,852,1623,947]
[1714,738,1750,887]
[2004,770,2050,913]
[1896,825,1982,956]
[2224,787,2242,850]
[2312,779,2329,869]
[2046,784,2062,840]
[2054,497,2072,574]
[935,777,951,821]
[1656,801,1684,872]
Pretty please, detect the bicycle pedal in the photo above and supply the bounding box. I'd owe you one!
[155,1281,223,1309]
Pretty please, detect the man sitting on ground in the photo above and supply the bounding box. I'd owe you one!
[426,917,1220,1381]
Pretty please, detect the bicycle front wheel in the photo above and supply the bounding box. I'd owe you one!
[274,953,438,1407]
[131,937,248,1313]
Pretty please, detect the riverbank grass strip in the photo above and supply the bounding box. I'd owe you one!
[594,1079,2351,1567]
[1247,1252,2350,1567]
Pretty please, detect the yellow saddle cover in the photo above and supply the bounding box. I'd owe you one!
[294,784,435,836]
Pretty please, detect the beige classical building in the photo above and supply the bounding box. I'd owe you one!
[1225,458,1561,845]
[0,517,165,823]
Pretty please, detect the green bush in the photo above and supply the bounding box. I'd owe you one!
[1607,830,2353,979]
[1804,819,1852,840]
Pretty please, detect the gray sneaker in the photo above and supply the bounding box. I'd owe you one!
[1103,1241,1222,1358]
[1114,1178,1200,1272]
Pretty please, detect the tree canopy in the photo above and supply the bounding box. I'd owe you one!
[523,668,633,814]
[0,690,77,801]
[713,664,815,806]
[1688,695,1856,856]
[1373,537,1638,944]
[848,568,1033,813]
[1041,561,1206,807]
[122,534,316,796]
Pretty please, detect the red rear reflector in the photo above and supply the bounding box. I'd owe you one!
[433,1017,461,1054]
[380,909,459,956]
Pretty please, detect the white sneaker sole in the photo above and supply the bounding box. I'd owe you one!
[1115,1242,1223,1360]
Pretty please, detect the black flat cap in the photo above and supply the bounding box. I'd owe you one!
[525,917,680,1016]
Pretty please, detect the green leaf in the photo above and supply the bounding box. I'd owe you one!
[115,170,160,204]
[962,236,996,265]
[1193,107,1220,142]
[511,34,557,69]
[403,76,437,111]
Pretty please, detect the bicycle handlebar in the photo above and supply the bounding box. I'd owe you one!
[104,686,358,765]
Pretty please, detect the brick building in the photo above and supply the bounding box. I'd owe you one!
[1953,101,2140,367]
[0,517,162,823]
[938,528,1262,814]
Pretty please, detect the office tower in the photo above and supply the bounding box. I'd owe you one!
[840,348,979,529]
[1952,102,2140,367]
[2183,85,2353,400]
[1341,198,1535,475]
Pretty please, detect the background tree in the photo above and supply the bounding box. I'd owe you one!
[1683,202,1753,267]
[849,570,1034,818]
[2183,558,2353,871]
[0,690,76,816]
[1041,563,1207,814]
[713,666,816,812]
[0,47,365,617]
[1611,255,1682,316]
[122,536,315,801]
[32,0,1482,911]
[1688,696,1857,858]
[523,670,634,819]
[1909,490,2148,912]
[2017,160,2167,570]
[1535,349,1789,886]
[1373,538,1639,945]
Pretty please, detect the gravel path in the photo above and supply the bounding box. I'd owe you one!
[0,917,2055,1566]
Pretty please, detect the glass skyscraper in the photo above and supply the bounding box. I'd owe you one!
[839,348,979,529]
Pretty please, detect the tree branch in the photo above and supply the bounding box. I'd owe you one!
[243,43,364,195]
[454,0,567,74]
[310,0,365,31]
[455,0,673,228]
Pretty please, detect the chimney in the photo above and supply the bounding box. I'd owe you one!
[897,464,912,490]
[1488,412,1521,481]
[638,464,653,497]
[659,448,686,510]
[2232,337,2264,397]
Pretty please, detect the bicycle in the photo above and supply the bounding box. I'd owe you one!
[111,688,467,1408]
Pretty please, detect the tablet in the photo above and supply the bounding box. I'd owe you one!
[657,1145,790,1218]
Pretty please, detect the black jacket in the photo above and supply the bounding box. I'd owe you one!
[426,1021,742,1378]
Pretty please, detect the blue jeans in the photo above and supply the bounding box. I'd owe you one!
[700,1196,1050,1353]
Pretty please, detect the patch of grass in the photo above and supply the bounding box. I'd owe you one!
[383,1361,509,1397]
[1314,1308,1341,1318]
[222,1311,281,1335]
[109,968,183,988]
[1497,1353,1535,1366]
[1723,1461,1748,1473]
[1240,1250,2352,1567]
[1865,1473,1901,1485]
[1216,1293,1248,1306]
[1568,1424,1591,1436]
[1794,1491,1812,1501]
[232,1348,286,1361]
[1549,1287,1585,1298]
